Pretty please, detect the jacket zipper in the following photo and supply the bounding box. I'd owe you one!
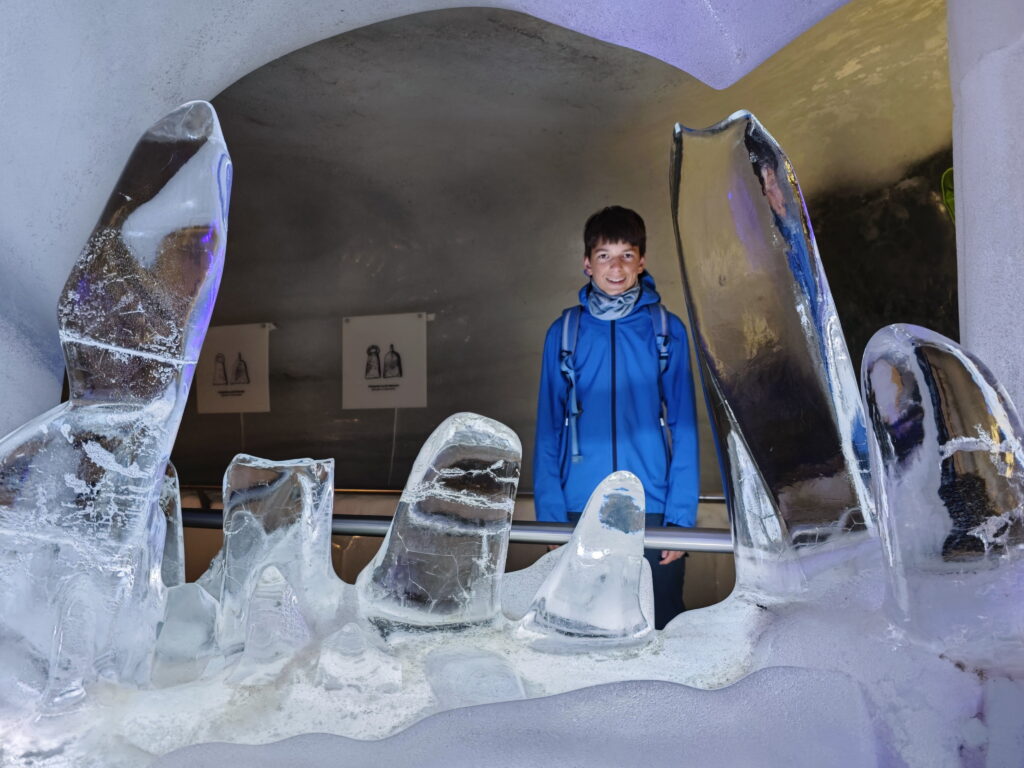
[610,319,617,472]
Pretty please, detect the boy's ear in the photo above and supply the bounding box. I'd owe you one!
[583,255,592,275]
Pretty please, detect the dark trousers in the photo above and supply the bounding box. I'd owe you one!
[567,512,686,630]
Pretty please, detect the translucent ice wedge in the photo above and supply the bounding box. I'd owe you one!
[228,565,311,686]
[671,111,873,595]
[862,324,1024,658]
[515,471,653,651]
[211,454,337,654]
[315,623,402,693]
[356,413,521,631]
[159,463,185,588]
[0,100,230,709]
[424,646,525,710]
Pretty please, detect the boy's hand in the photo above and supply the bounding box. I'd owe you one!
[659,550,685,565]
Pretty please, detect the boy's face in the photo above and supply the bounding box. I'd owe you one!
[584,239,645,296]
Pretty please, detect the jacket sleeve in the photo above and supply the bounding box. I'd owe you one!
[532,320,569,522]
[663,314,700,527]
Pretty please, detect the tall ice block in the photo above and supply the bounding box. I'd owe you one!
[670,111,873,596]
[862,324,1024,664]
[207,454,337,654]
[357,413,521,631]
[515,471,653,651]
[0,101,230,709]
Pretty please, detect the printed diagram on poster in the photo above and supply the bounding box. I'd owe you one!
[195,323,273,413]
[343,312,427,409]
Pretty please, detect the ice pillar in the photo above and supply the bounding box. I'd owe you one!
[947,1,1024,408]
[670,111,874,597]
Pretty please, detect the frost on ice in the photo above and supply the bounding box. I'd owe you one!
[862,324,1024,666]
[357,412,521,631]
[424,646,525,709]
[201,454,338,654]
[516,471,653,651]
[0,100,230,710]
[315,623,401,693]
[671,111,873,596]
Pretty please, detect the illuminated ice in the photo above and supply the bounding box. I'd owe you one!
[206,454,338,654]
[315,623,401,693]
[0,100,230,710]
[356,413,521,631]
[424,646,525,709]
[671,111,873,597]
[228,565,312,686]
[152,583,220,687]
[862,324,1024,668]
[516,471,653,651]
[159,463,185,588]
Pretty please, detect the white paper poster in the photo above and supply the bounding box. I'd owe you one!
[195,323,273,413]
[343,312,427,409]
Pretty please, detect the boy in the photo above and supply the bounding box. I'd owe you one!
[533,206,699,628]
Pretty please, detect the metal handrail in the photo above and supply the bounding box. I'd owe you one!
[181,510,734,553]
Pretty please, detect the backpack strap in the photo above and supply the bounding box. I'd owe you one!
[559,306,583,461]
[648,303,673,458]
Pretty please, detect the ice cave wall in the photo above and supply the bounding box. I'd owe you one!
[0,0,850,438]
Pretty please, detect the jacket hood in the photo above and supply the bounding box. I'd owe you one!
[578,272,661,313]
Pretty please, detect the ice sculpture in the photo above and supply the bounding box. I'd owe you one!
[670,111,873,594]
[424,646,525,709]
[356,413,521,631]
[0,100,230,709]
[862,324,1024,660]
[516,471,653,651]
[159,463,186,588]
[315,623,402,692]
[152,583,220,687]
[228,565,312,686]
[206,454,337,654]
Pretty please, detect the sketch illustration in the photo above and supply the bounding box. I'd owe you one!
[383,344,403,379]
[232,353,250,385]
[213,353,228,386]
[365,345,382,380]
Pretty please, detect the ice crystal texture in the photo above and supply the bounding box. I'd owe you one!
[356,413,521,630]
[424,646,525,709]
[516,471,653,651]
[316,623,402,693]
[206,454,337,654]
[0,100,230,710]
[862,324,1024,665]
[671,111,873,595]
[228,565,312,686]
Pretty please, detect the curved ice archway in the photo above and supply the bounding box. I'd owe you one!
[0,0,853,434]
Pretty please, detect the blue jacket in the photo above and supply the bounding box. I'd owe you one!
[533,274,700,526]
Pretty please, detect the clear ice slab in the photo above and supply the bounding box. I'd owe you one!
[515,471,653,652]
[159,463,185,588]
[205,454,337,655]
[356,413,521,631]
[671,111,873,596]
[862,324,1024,663]
[315,622,402,693]
[0,100,230,709]
[424,646,525,710]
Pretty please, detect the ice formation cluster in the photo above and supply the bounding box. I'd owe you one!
[0,105,1021,768]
